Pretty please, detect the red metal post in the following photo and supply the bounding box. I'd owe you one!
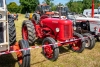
[91,0,94,18]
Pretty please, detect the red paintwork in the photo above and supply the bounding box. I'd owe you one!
[71,39,81,50]
[99,28,100,32]
[31,17,73,41]
[22,25,28,40]
[44,41,53,59]
[41,18,73,41]
[40,15,49,21]
[91,0,94,18]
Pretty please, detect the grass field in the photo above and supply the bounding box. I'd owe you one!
[0,14,100,67]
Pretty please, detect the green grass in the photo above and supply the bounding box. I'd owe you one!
[15,14,27,41]
[0,14,100,67]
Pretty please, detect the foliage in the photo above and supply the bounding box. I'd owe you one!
[66,0,100,13]
[7,2,19,13]
[7,0,100,14]
[44,0,50,5]
[44,0,54,5]
[20,0,39,13]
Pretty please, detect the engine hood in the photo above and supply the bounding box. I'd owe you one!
[41,18,73,39]
[41,18,72,26]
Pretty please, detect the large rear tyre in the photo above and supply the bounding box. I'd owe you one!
[70,32,85,53]
[83,33,95,49]
[8,18,16,46]
[42,37,59,61]
[14,39,30,67]
[32,13,40,24]
[22,20,36,45]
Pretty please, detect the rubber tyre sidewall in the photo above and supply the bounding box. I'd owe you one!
[18,39,30,67]
[22,20,36,45]
[8,18,16,46]
[42,37,59,61]
[32,13,40,24]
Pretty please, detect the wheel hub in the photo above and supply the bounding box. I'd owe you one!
[85,39,90,47]
[22,25,28,40]
[44,43,53,58]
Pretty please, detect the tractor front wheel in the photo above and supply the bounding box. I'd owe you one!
[14,39,30,67]
[70,32,85,53]
[42,37,59,61]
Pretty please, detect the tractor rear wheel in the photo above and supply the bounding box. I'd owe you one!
[15,39,30,67]
[22,20,36,45]
[70,32,85,53]
[42,37,59,61]
[32,13,40,24]
[83,33,95,49]
[8,18,16,46]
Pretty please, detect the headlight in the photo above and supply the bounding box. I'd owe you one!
[73,26,76,30]
[56,28,60,32]
[0,14,2,19]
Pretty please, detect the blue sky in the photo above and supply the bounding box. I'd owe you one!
[6,0,70,5]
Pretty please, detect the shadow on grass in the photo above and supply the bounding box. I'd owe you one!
[0,54,17,67]
[59,46,70,54]
[34,39,43,46]
[30,60,46,65]
[30,46,74,66]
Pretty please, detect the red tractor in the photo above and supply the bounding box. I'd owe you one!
[22,14,86,61]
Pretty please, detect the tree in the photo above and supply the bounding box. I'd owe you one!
[44,0,54,5]
[66,0,100,13]
[44,0,50,5]
[7,2,19,13]
[20,0,40,13]
[66,0,84,13]
[50,2,57,11]
[82,0,91,9]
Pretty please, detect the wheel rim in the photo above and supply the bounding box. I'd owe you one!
[85,38,90,47]
[44,42,53,59]
[22,25,28,40]
[99,37,100,40]
[72,43,80,50]
[14,43,23,65]
[72,37,81,51]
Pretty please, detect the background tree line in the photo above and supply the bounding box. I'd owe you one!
[7,0,100,14]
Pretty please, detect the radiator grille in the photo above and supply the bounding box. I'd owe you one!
[64,25,72,39]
